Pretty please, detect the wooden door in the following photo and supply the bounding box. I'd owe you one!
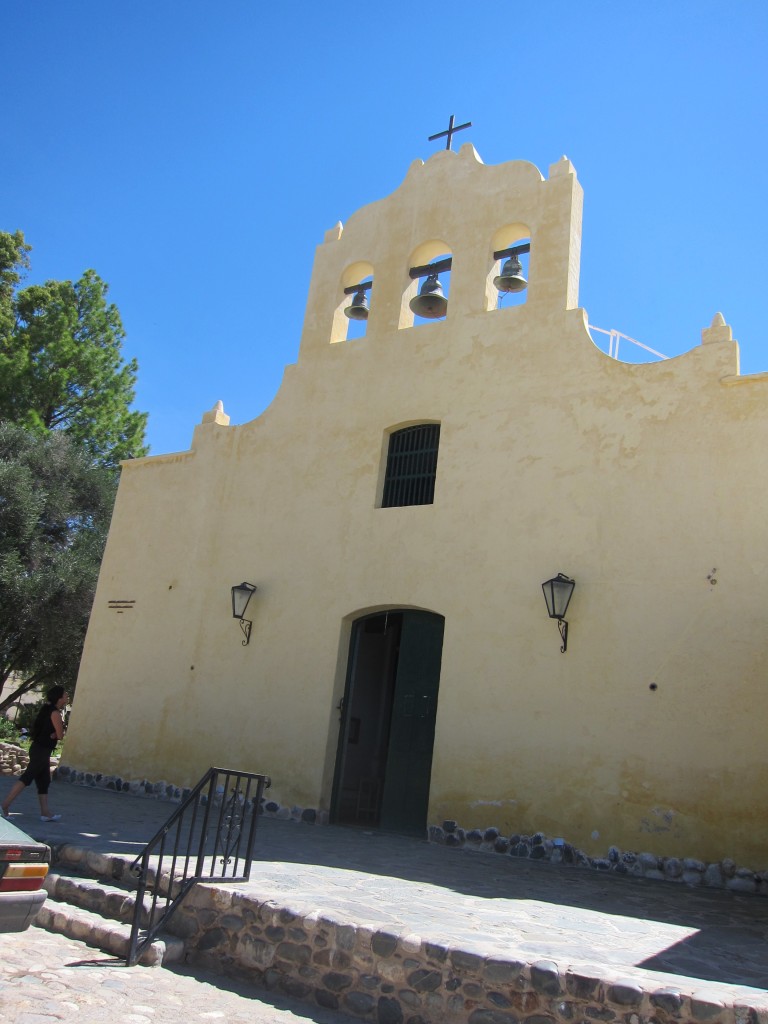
[379,611,444,835]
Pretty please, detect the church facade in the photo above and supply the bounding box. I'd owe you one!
[65,146,768,876]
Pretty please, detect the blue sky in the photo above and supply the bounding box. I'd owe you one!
[3,2,766,455]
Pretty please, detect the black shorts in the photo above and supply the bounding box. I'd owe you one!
[19,742,54,795]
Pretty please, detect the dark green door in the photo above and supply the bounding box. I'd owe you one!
[379,611,445,835]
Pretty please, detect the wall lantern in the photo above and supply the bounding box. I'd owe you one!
[541,573,575,653]
[231,582,257,646]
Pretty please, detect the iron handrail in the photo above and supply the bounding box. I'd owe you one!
[588,324,669,362]
[126,766,270,966]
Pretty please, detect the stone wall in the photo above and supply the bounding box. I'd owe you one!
[167,880,761,1024]
[0,740,29,775]
[48,842,765,1024]
[0,740,59,776]
[52,764,768,899]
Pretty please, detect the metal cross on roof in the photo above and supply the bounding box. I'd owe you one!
[428,114,472,151]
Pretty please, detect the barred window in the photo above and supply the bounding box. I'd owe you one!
[382,424,440,508]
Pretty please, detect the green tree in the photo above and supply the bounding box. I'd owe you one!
[0,423,115,712]
[0,231,148,468]
[0,233,145,708]
[0,231,30,344]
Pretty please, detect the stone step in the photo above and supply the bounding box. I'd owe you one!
[43,850,189,968]
[53,846,146,886]
[35,897,185,966]
[53,845,182,898]
[44,869,165,929]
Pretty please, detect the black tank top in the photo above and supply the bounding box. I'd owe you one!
[32,703,58,751]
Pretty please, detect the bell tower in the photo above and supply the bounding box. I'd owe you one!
[297,145,583,360]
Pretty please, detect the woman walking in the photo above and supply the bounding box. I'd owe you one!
[1,685,68,821]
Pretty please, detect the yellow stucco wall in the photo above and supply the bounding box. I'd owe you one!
[66,146,768,868]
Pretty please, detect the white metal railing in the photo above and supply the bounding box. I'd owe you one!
[588,324,669,362]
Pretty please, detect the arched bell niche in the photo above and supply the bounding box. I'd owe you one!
[330,260,375,344]
[486,223,531,311]
[399,240,453,329]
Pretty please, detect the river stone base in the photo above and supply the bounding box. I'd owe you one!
[171,881,767,1024]
[428,822,768,897]
[54,762,767,898]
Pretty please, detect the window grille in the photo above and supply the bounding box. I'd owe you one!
[382,424,440,507]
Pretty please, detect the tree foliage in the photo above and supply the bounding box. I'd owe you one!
[0,230,30,344]
[0,423,116,712]
[0,231,148,468]
[0,231,146,709]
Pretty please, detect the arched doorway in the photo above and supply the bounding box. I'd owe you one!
[331,609,445,836]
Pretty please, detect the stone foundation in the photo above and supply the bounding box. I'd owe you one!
[428,822,768,898]
[52,761,329,824]
[169,881,766,1024]
[46,760,768,899]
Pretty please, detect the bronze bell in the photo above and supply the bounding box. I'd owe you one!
[409,273,448,319]
[344,287,369,321]
[493,254,527,293]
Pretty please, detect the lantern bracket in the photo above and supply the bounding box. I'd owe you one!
[238,618,252,646]
[557,618,568,654]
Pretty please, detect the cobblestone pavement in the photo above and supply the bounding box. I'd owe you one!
[2,778,767,1004]
[0,925,360,1024]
